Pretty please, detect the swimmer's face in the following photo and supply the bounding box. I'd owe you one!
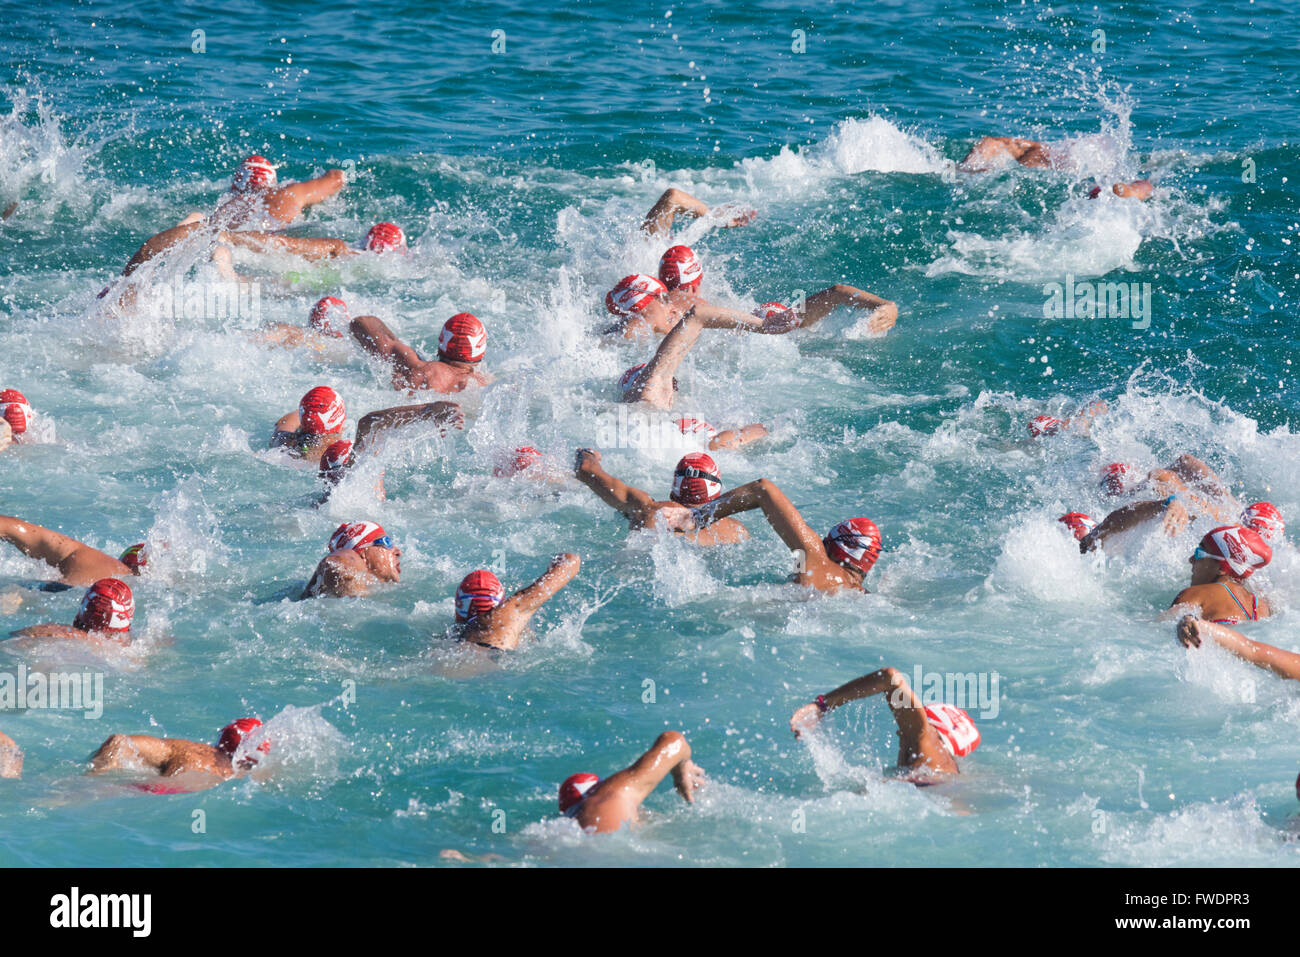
[366,544,401,581]
[0,420,10,450]
[1188,555,1220,584]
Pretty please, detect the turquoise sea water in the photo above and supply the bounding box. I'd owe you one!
[2,0,1299,866]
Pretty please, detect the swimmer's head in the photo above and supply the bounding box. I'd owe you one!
[309,296,349,338]
[119,543,148,573]
[328,521,392,554]
[0,389,33,435]
[753,302,799,326]
[1192,525,1272,581]
[1028,415,1063,438]
[924,703,981,757]
[298,386,347,436]
[618,363,677,396]
[559,772,601,815]
[0,419,10,449]
[823,518,882,577]
[216,717,271,768]
[455,569,505,623]
[364,222,407,254]
[437,313,487,364]
[606,275,669,316]
[74,578,134,635]
[1058,512,1097,541]
[492,445,542,478]
[319,440,355,484]
[1099,463,1131,496]
[1241,501,1285,542]
[671,452,722,506]
[658,245,702,292]
[232,155,277,193]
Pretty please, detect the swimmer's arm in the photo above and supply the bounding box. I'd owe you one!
[607,731,703,804]
[629,311,706,407]
[641,188,709,236]
[0,732,21,779]
[218,232,354,260]
[505,553,580,614]
[1177,616,1300,680]
[1080,498,1186,552]
[700,479,824,558]
[791,667,929,746]
[274,170,346,211]
[354,402,465,454]
[689,303,771,334]
[574,449,655,515]
[708,423,768,451]
[9,624,87,640]
[88,734,172,773]
[800,284,898,333]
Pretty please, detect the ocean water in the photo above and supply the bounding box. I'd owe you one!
[1,0,1299,866]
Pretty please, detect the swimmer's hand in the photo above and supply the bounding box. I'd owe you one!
[658,504,698,533]
[573,448,602,476]
[1176,615,1204,649]
[790,703,823,739]
[865,306,898,336]
[759,309,801,335]
[712,205,756,229]
[1161,498,1190,537]
[672,759,706,802]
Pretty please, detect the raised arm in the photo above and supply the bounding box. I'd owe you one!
[218,231,353,260]
[0,514,128,584]
[89,733,174,773]
[1177,616,1300,681]
[273,169,346,214]
[354,402,465,454]
[641,188,753,237]
[603,730,703,804]
[700,478,823,557]
[500,553,580,615]
[625,310,705,408]
[573,449,655,516]
[801,284,898,333]
[1081,497,1189,552]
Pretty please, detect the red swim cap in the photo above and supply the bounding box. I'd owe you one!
[753,302,798,325]
[658,245,703,291]
[319,440,355,483]
[671,452,722,505]
[364,222,407,253]
[328,521,390,554]
[1100,463,1131,496]
[823,518,882,575]
[298,386,346,435]
[438,313,487,363]
[216,718,271,759]
[925,703,981,757]
[0,389,33,435]
[74,578,134,634]
[674,417,718,439]
[1240,501,1284,542]
[233,155,277,192]
[1058,513,1097,541]
[309,296,349,338]
[1195,525,1272,581]
[559,772,601,815]
[1028,415,1063,438]
[119,543,148,573]
[493,446,542,478]
[606,274,668,316]
[455,569,505,623]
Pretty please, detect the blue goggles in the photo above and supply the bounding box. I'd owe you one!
[370,536,395,549]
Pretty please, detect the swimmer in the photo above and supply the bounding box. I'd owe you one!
[557,730,705,834]
[179,155,346,230]
[217,221,408,266]
[0,515,138,586]
[1026,400,1108,438]
[452,553,580,651]
[1080,454,1240,552]
[271,386,349,462]
[350,312,493,394]
[640,187,755,237]
[315,398,463,499]
[0,390,36,443]
[1166,525,1272,624]
[1176,616,1300,683]
[8,578,135,645]
[694,478,882,592]
[957,137,1155,200]
[88,717,269,789]
[603,275,797,338]
[574,448,749,546]
[256,295,352,350]
[302,522,401,599]
[0,731,20,779]
[790,667,981,784]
